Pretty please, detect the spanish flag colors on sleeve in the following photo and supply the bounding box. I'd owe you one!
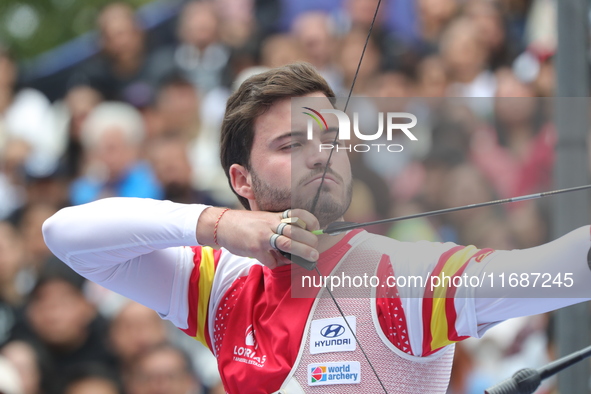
[421,245,495,356]
[181,246,223,350]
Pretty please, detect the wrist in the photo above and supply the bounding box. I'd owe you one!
[214,208,230,246]
[196,207,228,246]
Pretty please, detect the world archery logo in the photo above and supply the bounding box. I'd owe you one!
[308,362,361,385]
[310,366,327,383]
[301,106,418,153]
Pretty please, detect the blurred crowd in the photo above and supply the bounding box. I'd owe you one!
[0,0,580,393]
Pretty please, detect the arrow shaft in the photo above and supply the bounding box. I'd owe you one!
[315,184,591,235]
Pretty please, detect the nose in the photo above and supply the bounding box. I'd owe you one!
[305,140,334,169]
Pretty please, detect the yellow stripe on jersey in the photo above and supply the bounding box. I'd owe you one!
[430,245,478,350]
[196,247,216,347]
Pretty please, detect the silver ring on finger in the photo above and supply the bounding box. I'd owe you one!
[270,233,281,250]
[282,209,291,219]
[276,222,288,236]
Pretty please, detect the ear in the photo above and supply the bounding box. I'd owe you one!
[229,164,255,201]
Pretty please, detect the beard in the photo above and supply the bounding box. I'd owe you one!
[251,168,353,229]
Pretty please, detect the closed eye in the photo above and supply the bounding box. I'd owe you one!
[280,142,302,151]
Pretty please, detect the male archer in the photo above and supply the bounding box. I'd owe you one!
[43,63,591,393]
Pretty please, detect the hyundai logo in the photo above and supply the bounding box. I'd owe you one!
[320,324,345,338]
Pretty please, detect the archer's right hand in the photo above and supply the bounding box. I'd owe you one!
[196,208,320,269]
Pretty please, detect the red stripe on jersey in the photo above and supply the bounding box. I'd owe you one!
[376,254,413,355]
[181,246,202,338]
[473,248,495,263]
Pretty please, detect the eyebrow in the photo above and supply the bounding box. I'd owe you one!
[272,127,339,145]
[272,131,306,144]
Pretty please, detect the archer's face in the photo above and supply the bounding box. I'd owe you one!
[247,92,352,227]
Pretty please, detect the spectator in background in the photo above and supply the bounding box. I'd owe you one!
[148,137,219,206]
[0,355,23,394]
[108,301,223,392]
[215,0,256,50]
[0,48,17,153]
[367,70,414,98]
[125,344,210,394]
[55,86,103,181]
[260,34,307,69]
[416,55,449,97]
[335,29,381,95]
[11,259,115,393]
[62,364,120,394]
[70,102,162,205]
[109,302,167,372]
[0,221,25,308]
[339,0,388,42]
[508,200,549,249]
[151,76,232,205]
[13,174,68,226]
[291,12,340,90]
[0,49,62,175]
[359,0,456,72]
[1,341,43,394]
[0,222,24,347]
[441,17,496,98]
[0,49,62,220]
[149,0,231,95]
[73,3,156,104]
[524,0,557,55]
[440,163,515,249]
[511,47,555,97]
[387,124,469,243]
[0,138,27,221]
[415,0,458,57]
[149,0,245,143]
[447,342,495,394]
[531,49,555,97]
[4,85,69,226]
[15,204,59,293]
[463,0,520,71]
[151,75,202,141]
[470,68,554,199]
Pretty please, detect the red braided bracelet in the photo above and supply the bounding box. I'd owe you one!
[213,208,230,246]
